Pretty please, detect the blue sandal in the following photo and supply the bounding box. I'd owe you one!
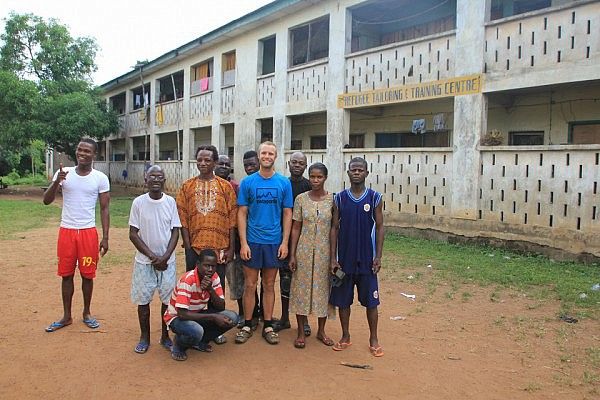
[45,321,71,332]
[82,317,100,329]
[134,341,149,354]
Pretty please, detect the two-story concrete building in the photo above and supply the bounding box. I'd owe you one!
[93,0,600,258]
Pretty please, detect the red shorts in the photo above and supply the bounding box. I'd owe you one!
[57,227,99,279]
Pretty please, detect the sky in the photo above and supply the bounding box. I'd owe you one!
[0,0,274,85]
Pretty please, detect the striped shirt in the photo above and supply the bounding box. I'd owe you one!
[163,268,224,326]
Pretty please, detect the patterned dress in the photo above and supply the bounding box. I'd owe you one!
[289,192,333,317]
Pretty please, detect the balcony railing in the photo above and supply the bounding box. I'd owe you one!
[257,74,275,108]
[345,31,456,94]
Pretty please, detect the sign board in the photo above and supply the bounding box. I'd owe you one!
[337,74,482,109]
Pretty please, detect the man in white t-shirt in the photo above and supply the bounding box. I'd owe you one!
[43,138,110,332]
[129,165,181,354]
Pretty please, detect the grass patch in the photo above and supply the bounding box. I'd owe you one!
[0,174,48,186]
[96,196,134,228]
[0,199,60,238]
[384,234,600,314]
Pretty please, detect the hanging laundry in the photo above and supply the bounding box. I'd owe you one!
[433,113,446,131]
[156,104,164,125]
[411,119,426,134]
[135,94,141,107]
[144,93,149,107]
[200,77,210,92]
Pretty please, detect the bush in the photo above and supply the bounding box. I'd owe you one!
[7,170,20,182]
[1,173,47,186]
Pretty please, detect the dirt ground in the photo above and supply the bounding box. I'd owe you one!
[0,187,598,399]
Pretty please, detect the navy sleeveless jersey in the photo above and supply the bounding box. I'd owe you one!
[334,188,382,275]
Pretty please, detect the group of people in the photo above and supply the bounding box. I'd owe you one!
[43,138,385,361]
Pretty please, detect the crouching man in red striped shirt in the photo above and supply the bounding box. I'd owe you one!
[163,249,238,361]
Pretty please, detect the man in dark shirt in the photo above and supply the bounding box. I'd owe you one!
[273,151,312,335]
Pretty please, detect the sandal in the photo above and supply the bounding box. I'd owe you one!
[134,341,149,354]
[332,341,352,351]
[316,335,335,346]
[191,342,213,352]
[214,334,227,345]
[294,338,306,349]
[262,327,279,345]
[235,326,253,344]
[369,345,384,357]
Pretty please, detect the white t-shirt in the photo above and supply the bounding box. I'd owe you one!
[128,193,182,264]
[52,167,110,229]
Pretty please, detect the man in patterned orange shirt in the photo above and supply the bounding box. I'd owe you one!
[176,145,237,343]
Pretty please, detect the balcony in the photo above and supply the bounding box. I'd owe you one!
[286,59,328,113]
[484,1,600,91]
[257,73,275,108]
[154,99,183,130]
[345,31,456,95]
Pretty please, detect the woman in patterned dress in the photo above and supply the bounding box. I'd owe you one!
[288,163,335,349]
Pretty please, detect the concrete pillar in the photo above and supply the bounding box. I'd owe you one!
[451,0,489,219]
[273,29,290,174]
[149,80,157,164]
[233,37,260,179]
[181,65,191,181]
[212,54,224,152]
[325,6,352,192]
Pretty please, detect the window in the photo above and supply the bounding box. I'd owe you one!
[509,131,544,145]
[290,16,329,67]
[348,134,365,148]
[131,84,150,111]
[109,93,126,115]
[291,139,303,150]
[310,135,327,149]
[375,131,450,148]
[491,0,551,20]
[569,122,600,144]
[159,150,175,161]
[190,60,213,95]
[222,51,236,87]
[259,36,276,75]
[157,71,184,103]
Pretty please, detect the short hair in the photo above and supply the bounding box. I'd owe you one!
[243,150,258,160]
[80,138,98,153]
[145,165,164,176]
[348,157,368,170]
[308,162,328,177]
[197,249,217,264]
[258,141,277,154]
[195,145,218,161]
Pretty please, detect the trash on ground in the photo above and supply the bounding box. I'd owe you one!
[400,292,416,300]
[559,315,578,324]
[503,256,511,260]
[426,264,432,268]
[340,362,373,370]
[579,293,588,299]
[390,316,406,321]
[447,355,461,360]
[407,275,414,280]
[591,283,600,291]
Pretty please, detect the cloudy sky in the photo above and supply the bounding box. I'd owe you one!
[0,0,274,85]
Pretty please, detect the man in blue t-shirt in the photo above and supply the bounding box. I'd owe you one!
[236,141,293,345]
[330,157,385,357]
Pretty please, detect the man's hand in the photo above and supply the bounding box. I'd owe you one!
[152,255,168,271]
[225,247,234,264]
[99,237,109,257]
[277,242,288,260]
[200,275,212,291]
[56,163,68,183]
[240,243,251,261]
[372,257,381,274]
[288,256,297,272]
[330,260,341,275]
[213,314,234,328]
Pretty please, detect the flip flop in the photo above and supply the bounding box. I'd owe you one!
[134,341,149,354]
[192,342,213,352]
[159,338,173,351]
[294,338,306,349]
[171,349,187,361]
[369,345,384,357]
[316,335,335,346]
[82,317,100,329]
[45,321,72,332]
[332,341,352,351]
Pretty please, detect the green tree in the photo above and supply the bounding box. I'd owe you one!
[0,13,97,87]
[0,13,117,163]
